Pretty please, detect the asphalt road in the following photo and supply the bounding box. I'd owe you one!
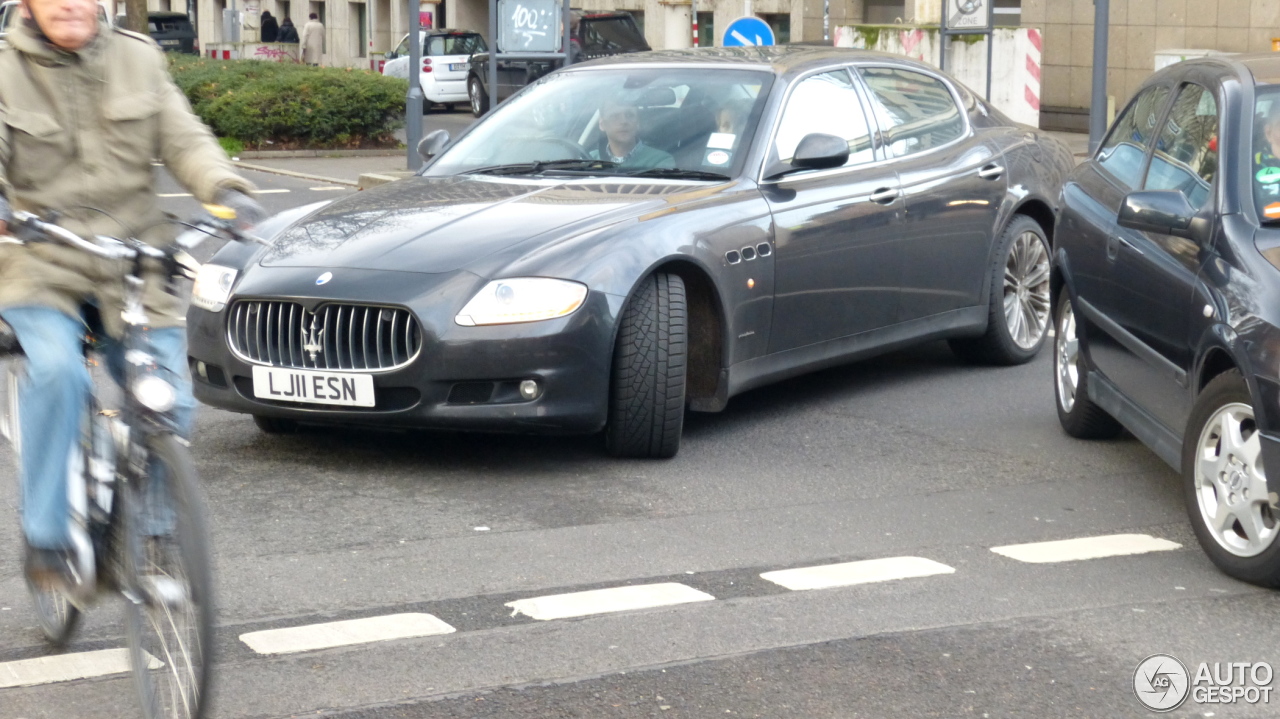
[1,163,1278,719]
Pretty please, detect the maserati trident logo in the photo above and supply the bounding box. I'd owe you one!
[316,272,333,285]
[302,313,325,363]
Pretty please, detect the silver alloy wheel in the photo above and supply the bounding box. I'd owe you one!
[469,80,482,115]
[1055,298,1080,413]
[1003,231,1051,349]
[1193,402,1278,557]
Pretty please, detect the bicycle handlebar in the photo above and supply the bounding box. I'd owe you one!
[9,207,267,263]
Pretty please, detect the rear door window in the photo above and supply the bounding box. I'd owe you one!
[427,33,486,56]
[580,16,648,56]
[858,67,965,158]
[1096,85,1172,190]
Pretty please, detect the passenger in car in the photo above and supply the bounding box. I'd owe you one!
[591,97,676,170]
[1254,104,1280,202]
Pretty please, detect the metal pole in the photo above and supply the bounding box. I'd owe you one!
[563,0,572,65]
[692,0,698,47]
[938,0,947,73]
[406,0,423,171]
[488,0,498,116]
[823,0,828,43]
[985,4,993,101]
[1089,0,1109,152]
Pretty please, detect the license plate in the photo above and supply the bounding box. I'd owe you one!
[160,39,180,46]
[252,367,375,407]
[449,63,467,71]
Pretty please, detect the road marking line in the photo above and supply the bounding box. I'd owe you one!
[157,193,192,198]
[255,189,292,194]
[990,533,1181,563]
[760,556,956,591]
[0,648,159,689]
[310,186,349,191]
[239,613,455,655]
[506,583,715,621]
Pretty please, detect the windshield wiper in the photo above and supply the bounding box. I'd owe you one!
[469,159,620,176]
[627,168,731,181]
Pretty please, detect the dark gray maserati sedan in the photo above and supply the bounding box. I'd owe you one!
[187,47,1074,458]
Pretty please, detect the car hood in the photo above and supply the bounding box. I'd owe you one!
[258,175,695,274]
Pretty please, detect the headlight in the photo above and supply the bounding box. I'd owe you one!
[455,278,588,326]
[191,264,238,312]
[134,376,177,413]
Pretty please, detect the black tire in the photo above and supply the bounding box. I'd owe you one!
[605,273,688,459]
[27,574,81,647]
[253,415,298,434]
[1053,287,1122,439]
[125,433,215,719]
[468,76,489,117]
[1182,370,1280,587]
[949,215,1052,365]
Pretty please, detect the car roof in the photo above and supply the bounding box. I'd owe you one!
[148,11,191,19]
[574,45,927,76]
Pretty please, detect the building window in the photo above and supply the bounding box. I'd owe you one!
[696,11,712,48]
[864,0,904,24]
[759,13,789,44]
[993,0,1021,27]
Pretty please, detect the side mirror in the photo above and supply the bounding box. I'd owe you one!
[1118,190,1204,239]
[417,129,450,162]
[385,50,398,59]
[764,133,849,180]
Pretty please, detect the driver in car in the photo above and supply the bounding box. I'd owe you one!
[591,97,675,170]
[1254,103,1280,207]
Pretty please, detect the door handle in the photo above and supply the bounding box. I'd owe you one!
[1108,235,1144,258]
[1117,236,1145,255]
[978,164,1004,180]
[868,187,900,204]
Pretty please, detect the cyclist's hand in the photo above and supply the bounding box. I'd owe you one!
[212,188,267,229]
[0,195,10,236]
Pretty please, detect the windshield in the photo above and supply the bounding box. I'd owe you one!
[427,67,773,179]
[1254,87,1280,222]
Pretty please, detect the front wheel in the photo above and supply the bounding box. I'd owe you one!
[125,433,215,719]
[1183,370,1280,587]
[1053,287,1121,439]
[949,215,1051,365]
[605,273,687,459]
[468,76,489,117]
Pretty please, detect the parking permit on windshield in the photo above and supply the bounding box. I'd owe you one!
[705,150,732,166]
[707,133,736,150]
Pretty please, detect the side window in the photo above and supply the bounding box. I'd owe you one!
[1096,85,1172,190]
[393,35,409,57]
[773,70,874,168]
[859,67,965,158]
[1145,84,1218,209]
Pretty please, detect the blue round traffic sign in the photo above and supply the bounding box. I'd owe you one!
[723,17,775,47]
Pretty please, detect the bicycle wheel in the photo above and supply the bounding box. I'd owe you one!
[123,433,214,719]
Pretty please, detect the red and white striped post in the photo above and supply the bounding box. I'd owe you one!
[691,0,699,47]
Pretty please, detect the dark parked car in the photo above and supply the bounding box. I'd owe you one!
[1053,54,1280,586]
[466,11,649,116]
[145,11,197,54]
[186,47,1073,458]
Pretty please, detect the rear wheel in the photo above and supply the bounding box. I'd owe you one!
[468,76,489,117]
[28,582,81,647]
[605,273,687,459]
[949,215,1051,365]
[1053,287,1121,439]
[125,434,214,719]
[1183,370,1280,587]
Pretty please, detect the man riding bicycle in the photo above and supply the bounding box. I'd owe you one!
[0,0,263,590]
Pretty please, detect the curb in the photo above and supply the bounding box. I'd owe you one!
[233,161,359,188]
[358,171,416,190]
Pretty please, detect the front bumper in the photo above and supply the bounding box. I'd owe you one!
[186,267,617,434]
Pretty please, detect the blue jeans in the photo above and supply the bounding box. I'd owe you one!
[1,306,195,549]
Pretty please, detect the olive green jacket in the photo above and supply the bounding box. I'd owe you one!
[0,20,254,335]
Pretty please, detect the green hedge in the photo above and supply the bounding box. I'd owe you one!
[168,55,409,148]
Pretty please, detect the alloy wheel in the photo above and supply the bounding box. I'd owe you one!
[1003,231,1050,349]
[469,81,482,115]
[1055,298,1080,413]
[1193,402,1279,557]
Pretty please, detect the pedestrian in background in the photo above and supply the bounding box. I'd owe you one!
[260,9,279,42]
[302,12,323,65]
[277,16,298,43]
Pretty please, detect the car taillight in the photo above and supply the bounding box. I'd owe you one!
[422,58,432,72]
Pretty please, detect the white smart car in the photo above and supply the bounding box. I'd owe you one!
[382,28,486,111]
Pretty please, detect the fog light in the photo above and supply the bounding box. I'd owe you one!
[519,379,540,400]
[196,361,209,380]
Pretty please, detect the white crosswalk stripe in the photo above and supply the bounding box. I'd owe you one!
[0,648,159,689]
[990,533,1181,563]
[240,613,456,655]
[760,556,956,591]
[506,583,715,621]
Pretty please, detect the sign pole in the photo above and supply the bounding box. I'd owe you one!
[938,0,947,73]
[692,0,698,47]
[406,0,423,171]
[823,0,829,44]
[488,0,498,115]
[1088,0,1110,153]
[563,0,572,65]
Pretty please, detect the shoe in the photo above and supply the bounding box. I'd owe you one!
[24,543,82,591]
